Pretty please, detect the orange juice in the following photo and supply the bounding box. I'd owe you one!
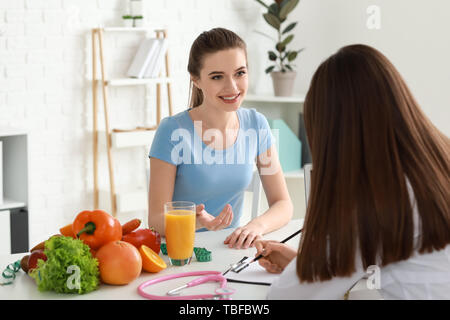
[165,210,196,260]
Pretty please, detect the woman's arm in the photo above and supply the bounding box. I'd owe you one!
[148,157,177,236]
[148,157,233,235]
[224,144,293,248]
[253,144,294,233]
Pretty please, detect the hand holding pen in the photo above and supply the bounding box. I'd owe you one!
[254,240,298,274]
[228,228,302,274]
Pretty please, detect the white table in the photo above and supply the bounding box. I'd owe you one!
[0,219,381,300]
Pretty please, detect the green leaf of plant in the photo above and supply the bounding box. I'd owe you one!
[287,51,297,61]
[285,64,293,71]
[282,22,297,34]
[282,34,294,46]
[268,3,279,17]
[276,42,286,52]
[279,0,300,20]
[265,65,276,74]
[263,12,281,30]
[279,0,291,8]
[268,51,277,61]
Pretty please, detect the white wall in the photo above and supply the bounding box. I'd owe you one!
[287,0,450,135]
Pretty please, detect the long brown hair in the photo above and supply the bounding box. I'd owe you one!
[187,28,247,108]
[298,44,450,282]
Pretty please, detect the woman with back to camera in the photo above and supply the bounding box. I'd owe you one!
[148,28,293,249]
[254,44,450,299]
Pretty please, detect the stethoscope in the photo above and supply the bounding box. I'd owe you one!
[137,270,235,300]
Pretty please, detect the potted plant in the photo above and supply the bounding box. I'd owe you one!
[255,0,304,96]
[122,15,133,28]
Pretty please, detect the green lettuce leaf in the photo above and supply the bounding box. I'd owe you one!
[29,236,99,294]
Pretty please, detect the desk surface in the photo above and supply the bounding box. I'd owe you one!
[0,220,303,300]
[0,219,381,300]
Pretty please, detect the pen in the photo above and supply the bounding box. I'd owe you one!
[233,228,303,273]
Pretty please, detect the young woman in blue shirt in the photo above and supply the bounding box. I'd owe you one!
[148,28,293,249]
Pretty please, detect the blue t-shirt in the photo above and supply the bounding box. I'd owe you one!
[148,107,273,230]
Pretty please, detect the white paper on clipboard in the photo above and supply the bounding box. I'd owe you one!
[224,257,280,286]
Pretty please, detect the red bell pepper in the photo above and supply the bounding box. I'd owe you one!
[122,228,161,254]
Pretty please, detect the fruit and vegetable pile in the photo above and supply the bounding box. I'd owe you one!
[18,209,166,294]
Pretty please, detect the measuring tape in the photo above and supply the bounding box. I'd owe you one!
[0,260,21,286]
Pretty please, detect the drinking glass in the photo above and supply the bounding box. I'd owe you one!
[164,201,196,266]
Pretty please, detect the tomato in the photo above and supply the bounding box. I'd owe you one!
[28,250,47,271]
[72,210,122,250]
[122,228,161,254]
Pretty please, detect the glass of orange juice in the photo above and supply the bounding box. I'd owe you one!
[164,201,196,266]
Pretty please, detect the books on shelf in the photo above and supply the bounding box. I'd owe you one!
[144,38,168,78]
[126,38,159,78]
[127,38,168,79]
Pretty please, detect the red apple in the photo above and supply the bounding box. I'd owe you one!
[28,249,47,271]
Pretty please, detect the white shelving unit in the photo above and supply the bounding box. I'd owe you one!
[91,27,173,217]
[241,95,308,221]
[102,27,149,32]
[106,77,172,86]
[245,94,305,104]
[283,168,304,179]
[0,128,29,254]
[96,130,157,216]
[0,129,28,210]
[243,93,305,140]
[0,199,26,211]
[241,167,306,225]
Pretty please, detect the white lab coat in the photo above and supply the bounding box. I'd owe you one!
[268,181,450,300]
[267,244,450,299]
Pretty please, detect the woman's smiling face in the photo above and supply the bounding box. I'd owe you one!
[192,48,248,112]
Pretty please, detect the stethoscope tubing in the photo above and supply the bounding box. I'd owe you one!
[137,270,234,300]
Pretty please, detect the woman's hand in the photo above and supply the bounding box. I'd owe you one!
[196,203,233,231]
[254,240,297,274]
[223,222,264,249]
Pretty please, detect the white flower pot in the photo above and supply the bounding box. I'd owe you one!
[270,71,297,97]
[123,19,133,28]
[134,18,144,27]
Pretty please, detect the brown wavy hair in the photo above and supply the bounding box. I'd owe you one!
[187,28,247,108]
[298,44,450,282]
